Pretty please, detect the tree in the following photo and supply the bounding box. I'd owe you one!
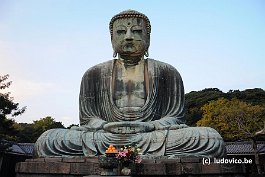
[0,74,26,141]
[185,88,224,126]
[31,116,65,142]
[184,88,265,126]
[197,98,265,174]
[13,123,35,143]
[227,88,265,105]
[197,98,265,140]
[11,117,65,143]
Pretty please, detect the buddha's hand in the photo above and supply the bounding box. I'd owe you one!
[169,124,189,130]
[152,123,189,130]
[103,122,155,134]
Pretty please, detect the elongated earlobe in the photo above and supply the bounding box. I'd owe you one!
[144,50,149,57]
[113,51,117,58]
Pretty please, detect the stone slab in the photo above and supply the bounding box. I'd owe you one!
[141,159,156,163]
[44,157,63,162]
[84,157,99,163]
[143,163,166,175]
[201,163,221,174]
[70,162,100,175]
[156,158,180,164]
[180,157,200,163]
[63,157,86,163]
[221,163,246,173]
[16,161,71,174]
[25,158,45,162]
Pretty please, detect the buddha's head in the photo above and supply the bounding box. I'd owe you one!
[109,10,151,60]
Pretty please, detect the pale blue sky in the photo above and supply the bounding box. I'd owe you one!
[1,0,264,126]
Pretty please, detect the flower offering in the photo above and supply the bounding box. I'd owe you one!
[116,144,142,164]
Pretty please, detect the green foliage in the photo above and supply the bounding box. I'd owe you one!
[185,88,265,126]
[31,116,65,142]
[0,74,26,141]
[0,118,18,141]
[13,117,66,143]
[0,140,11,154]
[197,98,265,141]
[33,116,65,131]
[13,123,35,143]
[227,88,265,105]
[0,74,26,117]
[185,88,224,126]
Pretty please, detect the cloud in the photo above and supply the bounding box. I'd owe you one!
[7,79,59,101]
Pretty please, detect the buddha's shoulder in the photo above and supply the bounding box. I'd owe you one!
[147,58,180,73]
[83,59,114,76]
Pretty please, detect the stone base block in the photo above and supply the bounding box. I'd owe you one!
[16,157,246,177]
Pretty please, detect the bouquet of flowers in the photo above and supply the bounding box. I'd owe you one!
[116,144,142,166]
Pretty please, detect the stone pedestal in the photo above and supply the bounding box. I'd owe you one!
[132,158,246,176]
[16,157,246,177]
[16,157,100,177]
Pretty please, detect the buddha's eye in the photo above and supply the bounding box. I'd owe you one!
[117,30,126,35]
[132,29,142,34]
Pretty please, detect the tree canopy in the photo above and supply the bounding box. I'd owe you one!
[197,97,265,141]
[16,116,65,143]
[0,74,26,141]
[185,88,265,126]
[185,88,225,126]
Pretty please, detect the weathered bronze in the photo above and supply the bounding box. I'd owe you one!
[35,10,226,158]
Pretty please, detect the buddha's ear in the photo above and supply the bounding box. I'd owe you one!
[144,50,149,57]
[113,51,117,58]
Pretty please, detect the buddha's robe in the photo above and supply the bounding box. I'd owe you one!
[35,59,226,158]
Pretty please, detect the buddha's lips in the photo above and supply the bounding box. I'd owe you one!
[124,43,134,48]
[123,43,135,52]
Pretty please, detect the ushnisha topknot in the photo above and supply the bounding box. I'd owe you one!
[109,9,151,39]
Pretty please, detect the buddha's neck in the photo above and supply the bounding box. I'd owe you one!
[118,55,144,67]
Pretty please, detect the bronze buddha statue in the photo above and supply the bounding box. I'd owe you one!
[35,10,226,158]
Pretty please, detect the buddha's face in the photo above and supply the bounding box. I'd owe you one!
[112,17,149,58]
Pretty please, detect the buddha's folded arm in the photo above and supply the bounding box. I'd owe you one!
[151,116,188,130]
[79,117,107,131]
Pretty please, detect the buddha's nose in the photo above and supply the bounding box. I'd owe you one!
[124,30,133,41]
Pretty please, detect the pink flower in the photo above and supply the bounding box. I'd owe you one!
[118,151,126,157]
[123,149,129,154]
